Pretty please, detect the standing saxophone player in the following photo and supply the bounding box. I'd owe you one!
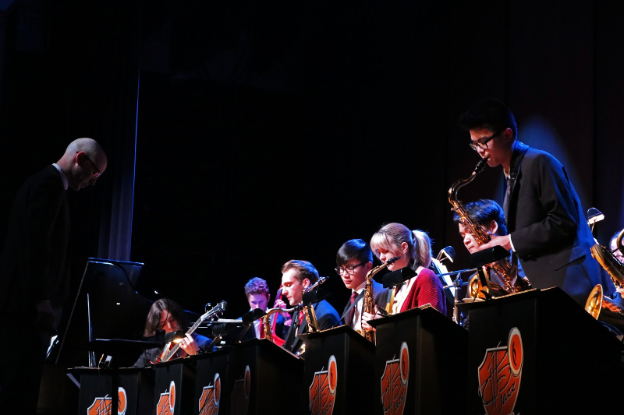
[335,239,387,332]
[458,98,612,305]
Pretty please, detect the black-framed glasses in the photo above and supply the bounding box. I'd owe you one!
[83,154,101,179]
[334,262,365,276]
[468,130,504,152]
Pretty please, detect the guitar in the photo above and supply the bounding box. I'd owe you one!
[158,300,227,362]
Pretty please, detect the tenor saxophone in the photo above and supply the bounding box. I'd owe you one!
[360,257,400,342]
[448,159,530,298]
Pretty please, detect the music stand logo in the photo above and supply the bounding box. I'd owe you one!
[477,327,524,415]
[309,355,338,415]
[157,380,176,415]
[380,342,409,415]
[231,366,251,415]
[199,373,221,415]
[87,387,127,415]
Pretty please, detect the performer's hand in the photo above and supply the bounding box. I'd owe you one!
[361,307,379,332]
[35,300,56,332]
[617,286,624,299]
[179,334,200,355]
[478,235,512,252]
[273,299,291,320]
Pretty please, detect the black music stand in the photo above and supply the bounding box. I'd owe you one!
[459,287,624,414]
[72,338,161,415]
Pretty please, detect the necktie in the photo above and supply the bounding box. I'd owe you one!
[503,176,512,215]
[346,291,358,326]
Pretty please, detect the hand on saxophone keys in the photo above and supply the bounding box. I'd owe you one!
[477,234,512,252]
[361,306,382,332]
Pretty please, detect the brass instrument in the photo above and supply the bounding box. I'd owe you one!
[586,228,624,324]
[359,257,400,342]
[448,159,530,298]
[301,276,328,333]
[262,286,287,346]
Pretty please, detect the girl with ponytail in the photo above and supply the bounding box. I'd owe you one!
[369,223,446,315]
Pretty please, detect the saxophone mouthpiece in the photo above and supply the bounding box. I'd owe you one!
[474,158,489,174]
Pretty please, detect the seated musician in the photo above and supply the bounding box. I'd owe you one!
[362,223,446,332]
[336,239,387,332]
[454,199,527,299]
[610,230,624,264]
[240,277,286,342]
[281,260,340,354]
[133,298,212,368]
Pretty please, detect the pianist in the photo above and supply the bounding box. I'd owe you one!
[133,298,212,367]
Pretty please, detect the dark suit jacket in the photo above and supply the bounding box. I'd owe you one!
[505,141,612,305]
[283,299,340,353]
[340,280,386,327]
[0,165,70,324]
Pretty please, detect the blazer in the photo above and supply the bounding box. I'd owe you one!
[283,299,340,353]
[505,141,612,305]
[0,165,70,323]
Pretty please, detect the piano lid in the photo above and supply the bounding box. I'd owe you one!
[54,257,153,368]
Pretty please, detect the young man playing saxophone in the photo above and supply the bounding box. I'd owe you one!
[459,98,612,305]
[335,239,387,333]
[281,260,340,354]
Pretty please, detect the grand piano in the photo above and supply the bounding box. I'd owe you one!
[53,257,154,369]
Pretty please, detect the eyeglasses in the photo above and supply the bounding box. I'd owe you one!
[334,262,365,276]
[468,130,504,152]
[83,154,101,179]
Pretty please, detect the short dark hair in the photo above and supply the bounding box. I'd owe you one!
[453,199,508,236]
[244,277,270,297]
[336,239,373,267]
[143,298,188,337]
[281,260,319,284]
[458,98,518,140]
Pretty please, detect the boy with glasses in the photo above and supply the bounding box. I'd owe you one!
[335,239,387,332]
[458,99,612,306]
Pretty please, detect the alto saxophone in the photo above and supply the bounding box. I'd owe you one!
[448,159,530,298]
[360,257,400,342]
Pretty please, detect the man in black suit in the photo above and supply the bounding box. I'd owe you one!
[281,260,340,354]
[0,138,107,414]
[459,99,611,305]
[335,239,386,332]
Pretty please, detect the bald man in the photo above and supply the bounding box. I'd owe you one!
[0,138,107,414]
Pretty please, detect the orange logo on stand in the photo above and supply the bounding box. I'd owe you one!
[309,355,338,415]
[157,381,176,415]
[199,373,221,415]
[478,327,524,415]
[380,342,409,415]
[87,387,127,415]
[230,366,251,415]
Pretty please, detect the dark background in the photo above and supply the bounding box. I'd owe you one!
[1,0,623,325]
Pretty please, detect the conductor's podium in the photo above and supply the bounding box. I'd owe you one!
[460,287,624,415]
[300,325,376,415]
[370,305,469,415]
